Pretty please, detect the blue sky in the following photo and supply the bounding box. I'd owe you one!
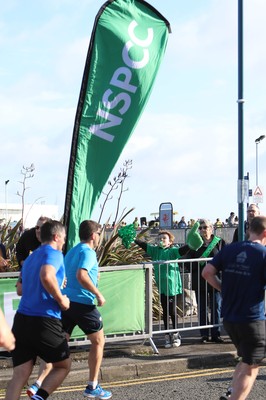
[1,0,266,225]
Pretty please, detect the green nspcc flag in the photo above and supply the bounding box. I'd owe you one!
[64,0,170,249]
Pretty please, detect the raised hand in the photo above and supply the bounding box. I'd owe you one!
[186,222,203,251]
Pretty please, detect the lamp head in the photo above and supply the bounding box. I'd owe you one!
[255,135,266,143]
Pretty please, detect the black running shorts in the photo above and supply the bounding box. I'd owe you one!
[61,301,103,336]
[223,320,266,365]
[11,312,70,367]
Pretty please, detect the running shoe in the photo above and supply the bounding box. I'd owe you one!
[164,334,172,348]
[83,384,112,399]
[172,332,181,348]
[211,336,225,343]
[220,388,232,399]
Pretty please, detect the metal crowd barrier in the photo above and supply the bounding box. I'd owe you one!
[0,265,154,351]
[147,258,219,343]
[0,259,221,354]
[69,264,154,348]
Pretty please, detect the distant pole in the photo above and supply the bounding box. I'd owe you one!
[256,141,258,186]
[244,172,250,208]
[237,0,245,242]
[5,180,10,221]
[255,135,265,187]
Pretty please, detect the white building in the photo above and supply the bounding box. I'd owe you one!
[0,203,59,229]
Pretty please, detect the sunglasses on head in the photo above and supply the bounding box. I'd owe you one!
[199,226,208,230]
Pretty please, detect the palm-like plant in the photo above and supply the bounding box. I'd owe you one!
[0,219,22,271]
[96,208,147,266]
[95,209,161,320]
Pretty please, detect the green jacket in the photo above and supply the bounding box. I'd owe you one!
[146,244,182,296]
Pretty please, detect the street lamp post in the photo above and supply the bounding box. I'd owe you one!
[255,135,265,187]
[237,0,245,241]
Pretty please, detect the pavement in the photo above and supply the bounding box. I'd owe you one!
[0,329,244,389]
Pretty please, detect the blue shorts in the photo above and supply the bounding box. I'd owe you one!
[223,320,266,365]
[61,301,103,336]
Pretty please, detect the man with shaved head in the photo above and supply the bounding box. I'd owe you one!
[232,204,260,242]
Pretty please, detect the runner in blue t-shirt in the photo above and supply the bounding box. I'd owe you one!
[202,215,266,400]
[19,244,65,318]
[5,220,71,400]
[63,242,98,305]
[62,220,112,400]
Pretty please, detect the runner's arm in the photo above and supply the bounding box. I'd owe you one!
[201,263,221,291]
[77,268,105,306]
[40,264,70,310]
[0,308,15,351]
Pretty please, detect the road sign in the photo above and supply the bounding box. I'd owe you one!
[159,202,173,229]
[253,186,263,203]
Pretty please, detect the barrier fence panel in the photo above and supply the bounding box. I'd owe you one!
[150,257,266,351]
[148,258,222,342]
[0,273,20,329]
[0,265,154,350]
[69,264,153,346]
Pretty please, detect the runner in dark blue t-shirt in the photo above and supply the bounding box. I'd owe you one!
[202,216,266,400]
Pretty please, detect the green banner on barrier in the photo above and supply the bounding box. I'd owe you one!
[0,269,145,338]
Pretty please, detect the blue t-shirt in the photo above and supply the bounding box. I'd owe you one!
[211,241,266,322]
[63,242,98,305]
[18,244,65,319]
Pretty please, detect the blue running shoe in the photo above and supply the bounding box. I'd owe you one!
[83,384,112,399]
